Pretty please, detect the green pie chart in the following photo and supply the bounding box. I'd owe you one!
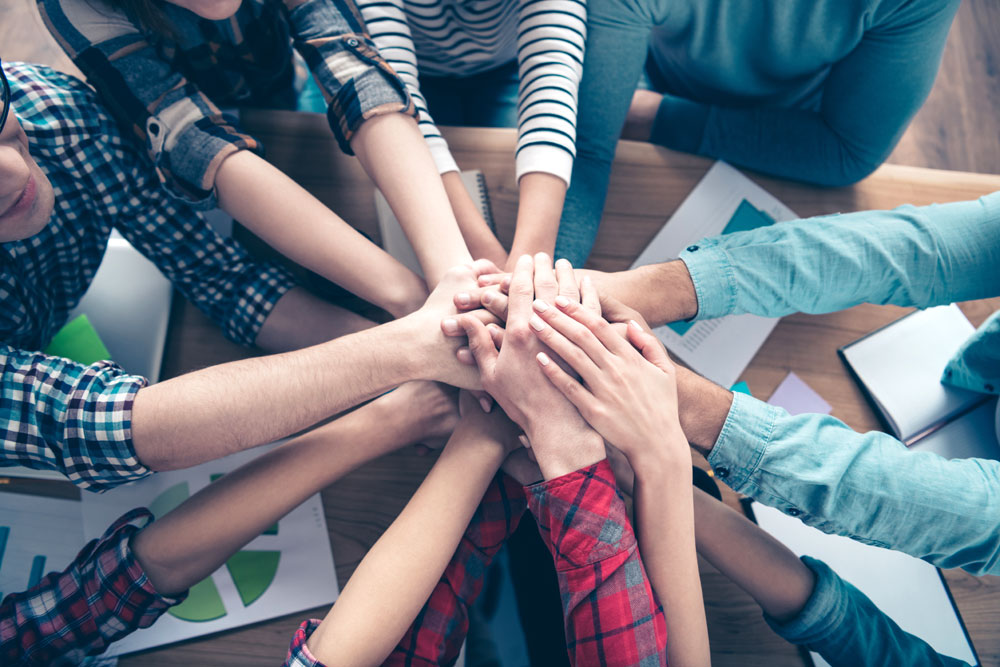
[149,480,282,623]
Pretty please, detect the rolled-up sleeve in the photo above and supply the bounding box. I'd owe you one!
[286,0,416,154]
[39,0,262,208]
[0,346,150,492]
[0,509,183,666]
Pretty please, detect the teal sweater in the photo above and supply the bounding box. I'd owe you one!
[647,0,961,186]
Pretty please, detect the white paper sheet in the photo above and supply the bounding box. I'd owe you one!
[81,442,339,655]
[631,162,797,387]
[751,502,977,667]
[0,492,84,601]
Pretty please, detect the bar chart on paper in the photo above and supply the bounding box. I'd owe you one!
[0,493,85,601]
[632,162,797,387]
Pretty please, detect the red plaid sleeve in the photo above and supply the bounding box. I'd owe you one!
[0,508,184,666]
[527,459,668,666]
[385,473,528,666]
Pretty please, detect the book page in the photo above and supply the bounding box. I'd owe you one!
[630,162,797,387]
[841,305,981,441]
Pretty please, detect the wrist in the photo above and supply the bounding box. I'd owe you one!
[631,436,690,487]
[526,425,606,481]
[675,366,733,455]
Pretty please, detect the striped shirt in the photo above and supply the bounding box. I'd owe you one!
[357,0,586,184]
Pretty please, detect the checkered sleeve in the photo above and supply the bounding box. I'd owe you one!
[0,508,184,666]
[385,473,528,666]
[527,459,668,666]
[112,153,297,347]
[286,0,417,154]
[37,0,261,208]
[0,346,152,492]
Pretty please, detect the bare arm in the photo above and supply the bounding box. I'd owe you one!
[350,114,474,285]
[131,382,456,596]
[214,149,428,317]
[305,397,516,666]
[132,262,498,471]
[442,171,508,266]
[506,173,567,270]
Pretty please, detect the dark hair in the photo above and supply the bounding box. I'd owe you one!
[101,0,175,37]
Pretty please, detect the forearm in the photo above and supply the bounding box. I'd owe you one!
[691,488,813,622]
[254,287,375,352]
[706,392,1000,575]
[681,192,1000,321]
[351,114,472,285]
[132,318,419,471]
[131,394,420,596]
[306,428,506,666]
[507,172,567,269]
[592,261,699,326]
[215,150,427,317]
[442,171,508,266]
[634,454,709,667]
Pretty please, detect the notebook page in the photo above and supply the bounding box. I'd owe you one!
[841,305,981,441]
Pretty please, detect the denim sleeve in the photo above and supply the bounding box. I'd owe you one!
[681,191,1000,321]
[286,0,416,155]
[651,0,959,187]
[37,0,260,209]
[765,556,971,667]
[708,393,1000,575]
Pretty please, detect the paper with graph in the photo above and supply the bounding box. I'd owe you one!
[0,493,85,601]
[81,442,339,655]
[631,162,798,387]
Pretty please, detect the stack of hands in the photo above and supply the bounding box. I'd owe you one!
[424,251,691,490]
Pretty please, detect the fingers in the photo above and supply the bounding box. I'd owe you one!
[580,274,601,314]
[441,309,499,336]
[532,252,558,303]
[487,323,504,348]
[481,290,508,323]
[507,254,536,321]
[599,293,652,334]
[555,258,579,304]
[456,313,499,374]
[477,273,510,291]
[454,285,501,312]
[626,320,674,375]
[468,258,503,278]
[529,300,607,380]
[554,296,633,357]
[535,350,598,417]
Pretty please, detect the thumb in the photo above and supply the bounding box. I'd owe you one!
[626,320,673,374]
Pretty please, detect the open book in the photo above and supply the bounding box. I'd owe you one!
[375,170,494,278]
[839,304,997,452]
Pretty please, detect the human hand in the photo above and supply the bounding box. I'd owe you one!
[455,253,605,480]
[528,294,687,471]
[501,447,543,486]
[446,390,522,459]
[406,260,502,389]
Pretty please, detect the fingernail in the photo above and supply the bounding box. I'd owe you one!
[556,258,572,269]
[582,275,592,288]
[456,348,473,364]
[456,292,471,307]
[519,254,533,264]
[442,318,459,334]
[479,397,492,413]
[532,299,549,313]
[518,434,531,448]
[537,351,551,366]
[529,315,545,332]
[629,319,643,331]
[555,295,570,308]
[482,291,493,304]
[535,252,550,262]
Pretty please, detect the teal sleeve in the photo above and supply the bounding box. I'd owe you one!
[708,393,1000,575]
[681,192,1000,320]
[766,557,971,667]
[652,0,960,187]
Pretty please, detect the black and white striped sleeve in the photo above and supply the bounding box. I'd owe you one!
[515,0,586,185]
[357,0,460,174]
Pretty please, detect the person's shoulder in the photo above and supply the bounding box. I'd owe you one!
[7,62,125,155]
[867,0,960,29]
[38,0,141,52]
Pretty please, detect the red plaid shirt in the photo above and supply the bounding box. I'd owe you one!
[284,459,668,666]
[0,508,183,666]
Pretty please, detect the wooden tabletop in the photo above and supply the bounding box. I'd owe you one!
[6,111,999,665]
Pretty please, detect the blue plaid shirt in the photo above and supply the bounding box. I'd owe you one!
[0,63,297,491]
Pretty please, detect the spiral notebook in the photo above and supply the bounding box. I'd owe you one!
[374,170,494,278]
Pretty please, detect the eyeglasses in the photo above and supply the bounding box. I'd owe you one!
[0,60,9,137]
[0,60,10,137]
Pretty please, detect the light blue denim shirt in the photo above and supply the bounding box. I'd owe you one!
[680,192,1000,575]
